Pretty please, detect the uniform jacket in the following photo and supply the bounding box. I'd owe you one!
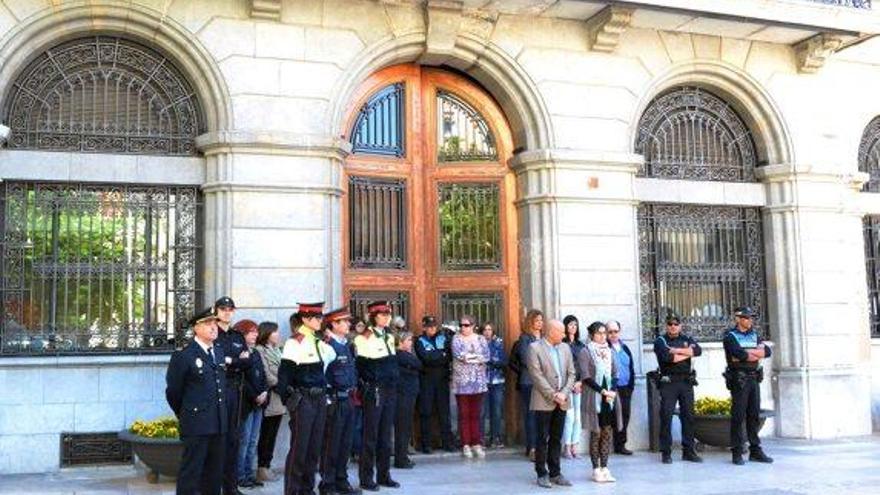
[215,327,251,382]
[165,340,228,437]
[325,334,358,393]
[723,327,771,370]
[415,331,451,380]
[396,350,423,395]
[277,326,336,403]
[526,339,576,411]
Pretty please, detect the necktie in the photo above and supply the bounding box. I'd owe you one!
[207,347,214,364]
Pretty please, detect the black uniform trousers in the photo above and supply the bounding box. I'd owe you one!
[285,393,328,495]
[360,383,397,485]
[417,375,452,449]
[223,381,242,495]
[394,392,417,464]
[659,379,695,454]
[730,374,762,454]
[320,397,356,491]
[177,433,225,495]
[613,387,633,450]
[534,406,565,479]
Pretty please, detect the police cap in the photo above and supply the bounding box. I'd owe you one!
[734,306,756,319]
[188,307,218,327]
[214,296,236,309]
[422,315,437,327]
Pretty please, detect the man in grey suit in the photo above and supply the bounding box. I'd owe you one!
[527,318,576,488]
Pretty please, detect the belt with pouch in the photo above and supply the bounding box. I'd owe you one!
[295,386,327,398]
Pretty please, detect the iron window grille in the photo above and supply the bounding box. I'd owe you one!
[437,90,498,163]
[351,83,405,157]
[808,1,871,8]
[438,183,501,271]
[2,36,204,155]
[864,217,880,337]
[638,204,768,342]
[348,291,410,324]
[348,176,407,269]
[635,87,758,182]
[439,292,504,334]
[859,116,880,192]
[61,432,132,467]
[0,181,202,355]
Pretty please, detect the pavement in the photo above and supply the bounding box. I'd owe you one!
[2,437,880,495]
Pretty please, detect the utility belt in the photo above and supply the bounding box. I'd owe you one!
[656,369,698,386]
[359,381,395,408]
[331,388,355,400]
[723,366,763,390]
[285,386,328,413]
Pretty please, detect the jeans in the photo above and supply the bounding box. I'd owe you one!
[237,409,263,482]
[481,383,505,444]
[561,392,582,445]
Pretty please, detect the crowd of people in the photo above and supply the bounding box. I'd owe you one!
[165,298,773,495]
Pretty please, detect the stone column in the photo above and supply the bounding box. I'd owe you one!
[760,163,872,438]
[198,132,349,332]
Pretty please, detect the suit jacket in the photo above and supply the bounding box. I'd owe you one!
[526,339,576,411]
[165,340,228,437]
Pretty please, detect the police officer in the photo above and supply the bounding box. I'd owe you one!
[723,307,773,466]
[165,307,227,495]
[320,307,362,495]
[354,301,400,491]
[278,302,337,495]
[653,313,703,464]
[414,315,454,453]
[213,296,251,495]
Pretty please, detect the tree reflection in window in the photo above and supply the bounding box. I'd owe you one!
[437,91,497,162]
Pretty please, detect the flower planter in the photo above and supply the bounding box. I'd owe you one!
[693,409,775,448]
[118,430,183,483]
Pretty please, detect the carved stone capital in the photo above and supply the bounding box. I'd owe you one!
[585,6,634,53]
[794,33,844,74]
[250,0,281,21]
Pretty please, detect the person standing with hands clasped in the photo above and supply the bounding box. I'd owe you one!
[451,315,490,459]
[579,321,622,483]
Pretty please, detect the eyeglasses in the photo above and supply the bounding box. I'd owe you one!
[460,322,473,327]
[607,330,620,334]
[666,322,681,326]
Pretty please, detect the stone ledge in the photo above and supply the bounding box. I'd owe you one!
[196,131,352,159]
[201,181,344,196]
[510,148,643,171]
[0,354,170,369]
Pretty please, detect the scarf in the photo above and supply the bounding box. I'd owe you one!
[257,344,281,371]
[588,341,614,411]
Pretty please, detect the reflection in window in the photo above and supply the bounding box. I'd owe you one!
[438,183,501,271]
[440,292,504,334]
[437,91,497,162]
[351,83,405,157]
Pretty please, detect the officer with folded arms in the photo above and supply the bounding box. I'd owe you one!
[165,307,227,495]
[723,306,773,466]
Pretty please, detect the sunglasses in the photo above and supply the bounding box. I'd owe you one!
[666,322,681,326]
[460,322,473,327]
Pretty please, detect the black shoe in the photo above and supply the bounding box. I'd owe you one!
[319,483,337,495]
[420,445,433,454]
[337,483,363,495]
[661,452,672,464]
[250,478,264,487]
[682,450,703,463]
[377,478,400,489]
[732,452,745,465]
[393,460,415,469]
[749,449,774,463]
[443,445,456,453]
[615,447,633,455]
[238,479,256,488]
[228,488,248,495]
[360,482,380,492]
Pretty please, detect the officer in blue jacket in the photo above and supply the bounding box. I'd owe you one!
[166,307,228,495]
[723,307,773,465]
[320,307,362,495]
[414,315,454,453]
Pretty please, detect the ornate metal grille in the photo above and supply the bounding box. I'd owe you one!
[437,91,497,162]
[808,0,871,8]
[438,183,501,271]
[635,87,758,182]
[440,292,504,334]
[638,204,767,342]
[3,36,204,155]
[859,116,880,192]
[348,176,407,269]
[348,291,409,323]
[0,182,202,355]
[351,83,405,157]
[864,216,880,337]
[61,432,132,466]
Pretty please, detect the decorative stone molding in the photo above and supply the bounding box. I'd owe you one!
[794,33,844,74]
[250,0,281,21]
[196,131,352,160]
[585,6,634,53]
[423,0,465,65]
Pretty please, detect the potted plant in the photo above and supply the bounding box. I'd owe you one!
[118,417,183,483]
[693,397,774,448]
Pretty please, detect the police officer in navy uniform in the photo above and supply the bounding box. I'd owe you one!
[723,306,773,465]
[166,307,228,495]
[653,313,703,464]
[414,315,454,453]
[278,302,337,495]
[213,296,251,495]
[320,307,362,495]
[354,301,400,491]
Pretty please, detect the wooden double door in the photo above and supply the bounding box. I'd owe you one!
[342,64,519,335]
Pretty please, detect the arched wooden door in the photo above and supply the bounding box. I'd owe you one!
[341,64,519,337]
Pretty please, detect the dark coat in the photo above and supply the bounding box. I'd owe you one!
[165,340,228,437]
[397,350,423,395]
[242,348,268,417]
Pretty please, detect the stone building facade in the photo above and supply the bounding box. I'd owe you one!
[1,0,879,474]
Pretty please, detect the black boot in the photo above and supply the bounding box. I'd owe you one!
[377,477,400,489]
[732,451,745,465]
[749,448,774,463]
[661,452,672,464]
[682,449,703,463]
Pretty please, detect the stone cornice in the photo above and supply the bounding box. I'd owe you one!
[250,0,282,21]
[509,148,643,172]
[196,131,352,160]
[201,181,344,197]
[585,6,634,54]
[757,163,869,189]
[794,33,845,74]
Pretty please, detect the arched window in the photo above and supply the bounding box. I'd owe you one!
[436,90,497,162]
[860,116,880,337]
[3,36,204,155]
[351,83,405,157]
[635,87,757,182]
[859,116,880,192]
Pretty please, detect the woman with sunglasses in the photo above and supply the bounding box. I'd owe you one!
[451,315,491,458]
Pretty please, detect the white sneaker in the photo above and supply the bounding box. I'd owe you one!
[462,445,473,458]
[473,444,486,458]
[602,467,616,482]
[592,468,604,483]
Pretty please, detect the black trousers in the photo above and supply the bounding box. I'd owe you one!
[613,387,633,450]
[659,380,695,454]
[394,392,417,464]
[360,383,397,485]
[177,433,225,495]
[284,394,328,495]
[533,407,565,479]
[223,383,242,495]
[320,397,357,491]
[730,376,762,454]
[257,413,283,469]
[418,375,453,449]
